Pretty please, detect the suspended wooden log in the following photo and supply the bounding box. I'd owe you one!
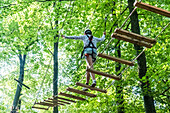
[48,98,71,104]
[111,33,153,48]
[44,100,65,106]
[32,106,48,110]
[59,92,86,101]
[14,78,30,89]
[98,53,134,66]
[134,1,170,18]
[53,96,76,103]
[35,102,56,107]
[114,28,157,44]
[66,87,97,97]
[57,103,65,106]
[76,82,107,93]
[86,68,121,80]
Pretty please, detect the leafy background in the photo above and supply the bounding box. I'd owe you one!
[0,0,169,112]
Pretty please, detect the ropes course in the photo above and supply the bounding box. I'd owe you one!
[32,0,170,111]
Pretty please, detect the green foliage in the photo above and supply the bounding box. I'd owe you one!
[0,0,169,112]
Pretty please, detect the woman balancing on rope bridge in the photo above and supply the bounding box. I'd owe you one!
[62,29,105,91]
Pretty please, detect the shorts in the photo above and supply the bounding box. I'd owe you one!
[84,48,97,62]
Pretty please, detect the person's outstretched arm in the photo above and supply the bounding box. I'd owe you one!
[62,35,85,40]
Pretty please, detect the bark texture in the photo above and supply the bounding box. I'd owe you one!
[128,0,156,113]
[11,54,26,113]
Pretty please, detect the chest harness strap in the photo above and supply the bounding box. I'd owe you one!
[81,35,97,62]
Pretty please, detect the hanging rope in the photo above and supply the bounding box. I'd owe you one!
[102,0,144,52]
[109,5,129,34]
[51,0,169,104]
[60,0,75,30]
[85,2,99,29]
[120,7,137,29]
[105,22,169,90]
[32,1,170,108]
[69,2,110,85]
[74,1,135,86]
[33,56,52,106]
[65,2,119,86]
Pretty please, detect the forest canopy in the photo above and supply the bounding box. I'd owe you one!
[0,0,169,113]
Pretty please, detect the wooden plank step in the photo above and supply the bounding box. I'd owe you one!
[114,28,157,44]
[53,96,76,103]
[86,68,121,80]
[98,53,134,66]
[44,100,65,106]
[59,92,86,101]
[111,33,153,48]
[134,1,170,18]
[76,82,107,93]
[32,106,48,110]
[35,102,55,107]
[66,87,97,97]
[48,98,71,104]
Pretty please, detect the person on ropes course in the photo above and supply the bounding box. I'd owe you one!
[62,29,106,91]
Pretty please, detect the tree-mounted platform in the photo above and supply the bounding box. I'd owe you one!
[86,68,121,80]
[48,98,71,104]
[32,106,48,110]
[114,28,157,44]
[66,87,97,97]
[76,82,107,93]
[98,53,134,66]
[53,96,76,103]
[59,92,86,101]
[111,33,153,48]
[134,1,170,18]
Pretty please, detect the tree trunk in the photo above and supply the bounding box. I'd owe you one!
[53,38,58,113]
[53,1,60,113]
[53,35,58,113]
[128,0,156,113]
[11,54,26,113]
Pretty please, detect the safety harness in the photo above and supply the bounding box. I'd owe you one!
[81,35,97,62]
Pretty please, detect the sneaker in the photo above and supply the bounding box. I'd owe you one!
[91,80,96,87]
[82,87,88,91]
[82,83,89,91]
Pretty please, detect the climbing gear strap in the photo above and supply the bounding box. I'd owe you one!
[81,35,97,62]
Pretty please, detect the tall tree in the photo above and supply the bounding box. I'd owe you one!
[11,53,26,113]
[53,1,60,113]
[128,0,156,113]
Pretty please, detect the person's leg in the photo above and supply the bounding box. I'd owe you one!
[85,56,95,80]
[86,66,90,84]
[85,55,96,87]
[82,68,90,91]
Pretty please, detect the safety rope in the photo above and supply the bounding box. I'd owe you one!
[60,0,75,31]
[74,1,134,86]
[33,56,52,106]
[105,22,169,90]
[85,2,99,29]
[36,0,169,105]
